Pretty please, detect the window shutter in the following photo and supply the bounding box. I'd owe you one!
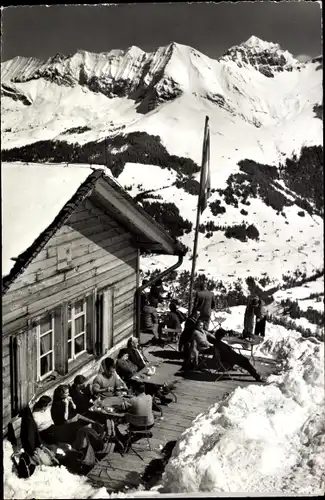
[54,305,67,376]
[101,288,114,355]
[13,324,37,413]
[86,290,96,354]
[26,322,37,404]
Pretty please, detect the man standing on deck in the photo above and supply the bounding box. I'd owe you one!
[192,281,216,330]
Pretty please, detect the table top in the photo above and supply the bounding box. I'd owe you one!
[89,395,127,418]
[226,335,263,347]
[131,363,177,387]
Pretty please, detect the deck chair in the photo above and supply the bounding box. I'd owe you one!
[122,415,154,461]
[212,349,247,381]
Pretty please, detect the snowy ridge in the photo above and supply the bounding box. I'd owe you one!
[221,35,303,77]
[1,37,322,156]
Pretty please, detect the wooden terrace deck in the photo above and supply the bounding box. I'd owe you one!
[87,336,277,493]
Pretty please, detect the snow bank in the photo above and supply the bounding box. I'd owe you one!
[3,439,111,499]
[158,328,325,495]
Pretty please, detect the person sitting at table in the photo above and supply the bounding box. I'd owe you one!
[70,375,93,415]
[190,318,216,368]
[33,394,83,446]
[142,296,159,338]
[92,357,127,397]
[127,337,148,370]
[159,301,186,339]
[51,384,79,425]
[126,337,172,405]
[214,328,264,382]
[69,375,108,426]
[120,382,154,433]
[116,348,139,383]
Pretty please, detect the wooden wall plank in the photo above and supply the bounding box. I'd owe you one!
[3,248,137,315]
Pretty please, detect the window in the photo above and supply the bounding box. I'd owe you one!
[67,298,87,361]
[37,314,55,380]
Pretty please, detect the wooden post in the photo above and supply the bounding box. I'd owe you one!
[188,116,209,316]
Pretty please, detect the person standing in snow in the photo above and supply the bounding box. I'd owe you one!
[242,295,259,339]
[192,281,216,330]
[254,297,266,337]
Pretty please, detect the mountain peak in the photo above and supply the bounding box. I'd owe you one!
[241,35,279,52]
[220,35,301,77]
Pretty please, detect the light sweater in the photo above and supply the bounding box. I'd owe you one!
[92,371,127,393]
[33,408,54,432]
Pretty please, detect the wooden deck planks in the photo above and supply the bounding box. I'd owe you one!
[87,343,276,492]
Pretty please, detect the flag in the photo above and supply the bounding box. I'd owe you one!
[198,117,211,214]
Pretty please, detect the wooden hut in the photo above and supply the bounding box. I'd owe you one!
[2,163,185,434]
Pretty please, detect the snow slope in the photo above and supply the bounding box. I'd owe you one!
[119,163,323,288]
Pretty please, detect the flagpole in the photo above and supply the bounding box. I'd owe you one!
[188,115,209,316]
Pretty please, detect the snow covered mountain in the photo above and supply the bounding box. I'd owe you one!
[1,37,323,288]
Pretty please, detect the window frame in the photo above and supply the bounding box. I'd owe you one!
[67,298,87,362]
[36,313,55,382]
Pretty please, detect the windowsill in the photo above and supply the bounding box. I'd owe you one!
[35,352,97,395]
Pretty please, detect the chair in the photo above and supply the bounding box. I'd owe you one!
[212,349,246,381]
[159,327,181,351]
[122,415,154,461]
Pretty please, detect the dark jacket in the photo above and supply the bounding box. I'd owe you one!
[162,311,182,332]
[214,331,238,368]
[128,347,146,370]
[150,284,165,302]
[51,399,77,426]
[179,315,196,350]
[116,358,139,381]
[243,298,256,334]
[255,299,265,319]
[20,406,41,456]
[192,290,215,319]
[140,292,148,311]
[69,385,92,415]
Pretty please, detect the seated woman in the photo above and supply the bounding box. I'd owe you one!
[116,348,139,383]
[126,337,172,405]
[33,395,82,446]
[92,357,127,397]
[51,385,79,426]
[184,319,215,370]
[126,337,148,370]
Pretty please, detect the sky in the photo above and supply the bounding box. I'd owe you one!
[1,2,322,63]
